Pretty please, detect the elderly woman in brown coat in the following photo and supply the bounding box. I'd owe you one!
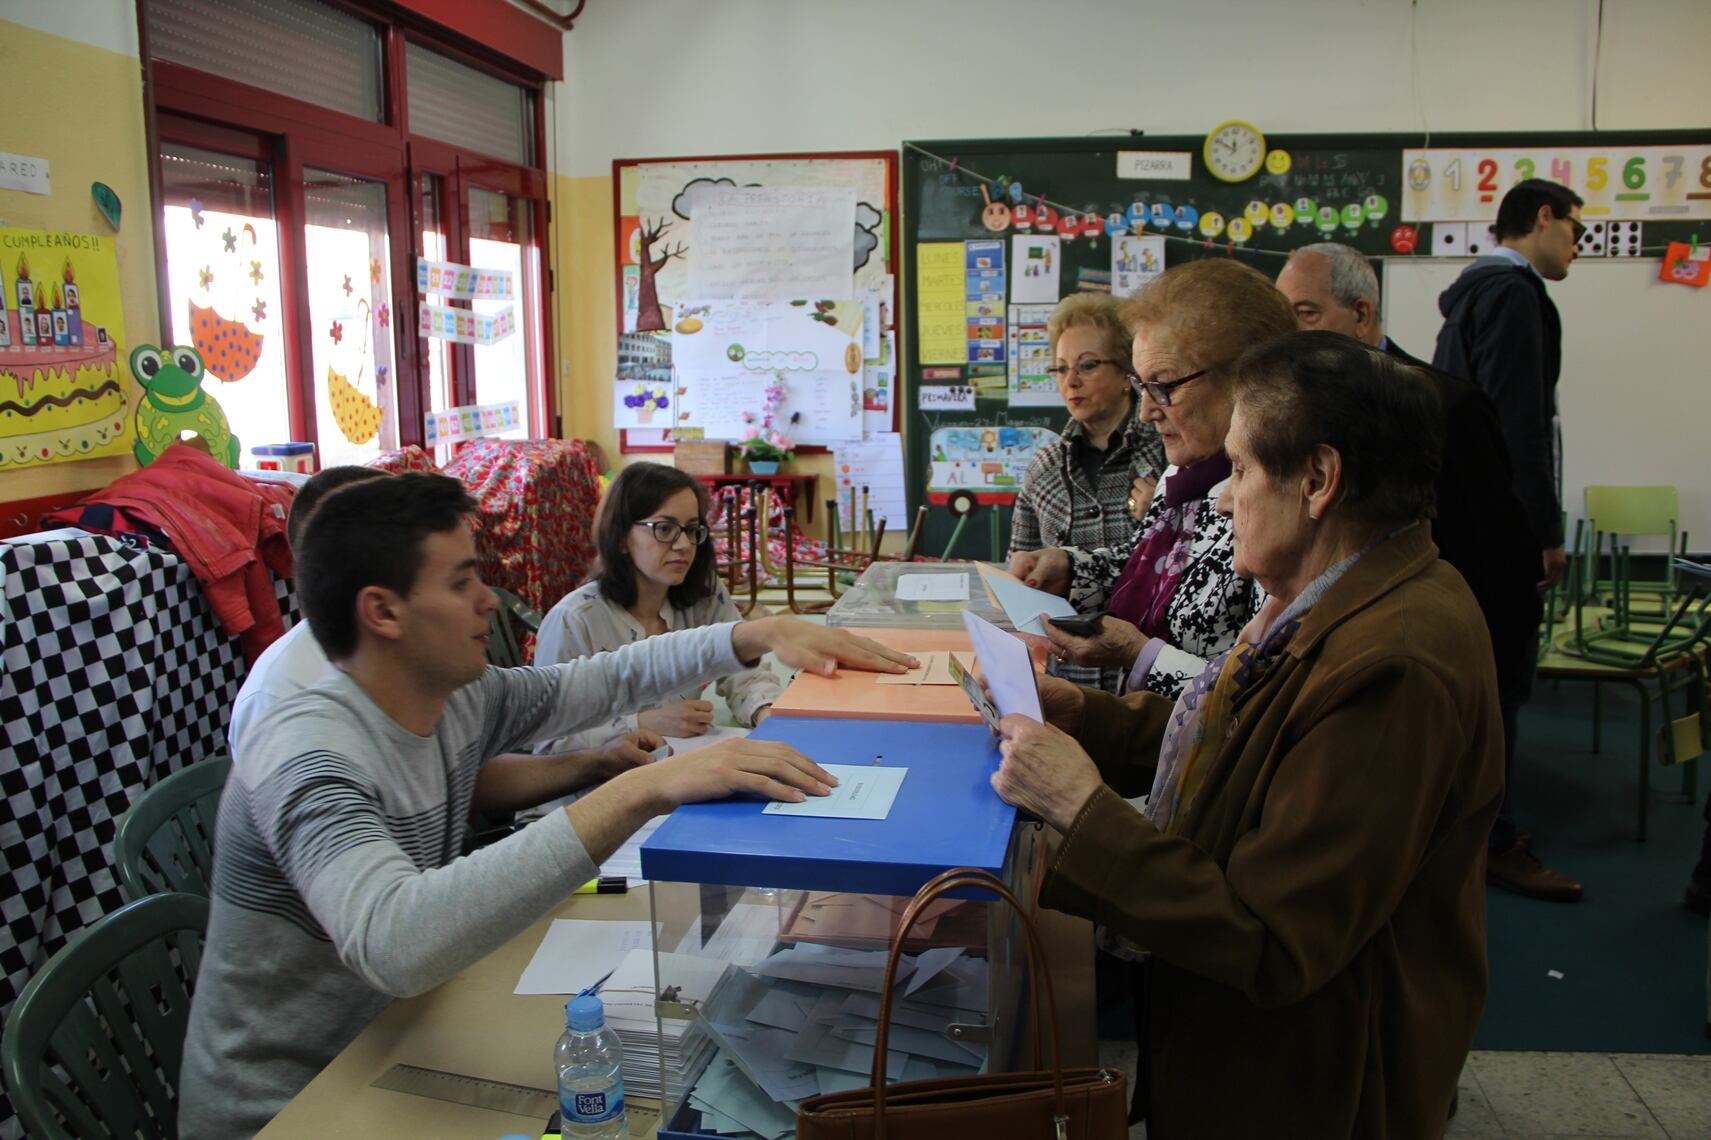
[993,331,1504,1138]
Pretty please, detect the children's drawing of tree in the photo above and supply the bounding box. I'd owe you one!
[635,217,685,332]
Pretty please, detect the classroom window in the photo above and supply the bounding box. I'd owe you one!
[158,142,291,468]
[302,170,397,467]
[468,186,537,438]
[147,0,555,457]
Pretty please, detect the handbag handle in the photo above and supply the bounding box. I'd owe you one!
[869,867,1068,1140]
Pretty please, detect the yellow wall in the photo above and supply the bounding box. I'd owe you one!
[0,17,156,505]
[552,171,837,542]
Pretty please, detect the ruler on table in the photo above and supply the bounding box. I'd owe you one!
[370,1064,661,1135]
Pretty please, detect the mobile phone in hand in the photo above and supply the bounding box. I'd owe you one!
[1047,612,1107,637]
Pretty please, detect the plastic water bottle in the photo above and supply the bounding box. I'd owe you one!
[555,994,626,1139]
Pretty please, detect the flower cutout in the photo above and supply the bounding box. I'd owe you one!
[221,228,237,253]
[375,365,388,387]
[376,303,391,327]
[251,299,268,322]
[191,198,206,229]
[198,266,214,290]
[329,320,344,345]
[369,258,382,284]
[342,274,354,297]
[249,260,264,284]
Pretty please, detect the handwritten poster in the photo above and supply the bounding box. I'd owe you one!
[834,432,908,534]
[671,296,864,443]
[915,242,966,365]
[686,186,856,300]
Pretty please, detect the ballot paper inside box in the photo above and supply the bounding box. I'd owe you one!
[641,715,1041,1139]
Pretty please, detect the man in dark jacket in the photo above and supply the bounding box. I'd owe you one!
[1431,180,1585,902]
[1278,241,1581,902]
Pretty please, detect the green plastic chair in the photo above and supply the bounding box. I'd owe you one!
[486,586,542,668]
[1,891,210,1140]
[1584,484,1687,618]
[112,756,232,902]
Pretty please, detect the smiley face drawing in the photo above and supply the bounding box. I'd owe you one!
[979,184,1012,232]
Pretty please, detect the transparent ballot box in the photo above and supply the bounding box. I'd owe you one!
[825,560,1013,631]
[636,715,1037,1140]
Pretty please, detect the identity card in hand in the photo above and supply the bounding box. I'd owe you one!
[960,610,1043,724]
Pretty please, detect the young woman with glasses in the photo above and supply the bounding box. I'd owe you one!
[533,463,781,749]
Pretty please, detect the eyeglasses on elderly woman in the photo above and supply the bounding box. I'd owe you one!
[1127,367,1210,407]
[1045,358,1121,380]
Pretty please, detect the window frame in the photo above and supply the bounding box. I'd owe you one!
[142,1,555,454]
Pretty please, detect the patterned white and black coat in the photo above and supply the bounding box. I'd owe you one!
[1065,469,1264,699]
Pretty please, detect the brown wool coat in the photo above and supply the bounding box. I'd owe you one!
[1042,524,1505,1139]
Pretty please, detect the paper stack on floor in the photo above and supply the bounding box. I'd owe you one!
[677,943,989,1139]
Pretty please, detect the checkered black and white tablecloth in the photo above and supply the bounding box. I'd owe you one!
[0,531,292,1140]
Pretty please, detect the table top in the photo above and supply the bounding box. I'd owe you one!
[826,561,1012,631]
[259,860,1095,1139]
[259,891,653,1138]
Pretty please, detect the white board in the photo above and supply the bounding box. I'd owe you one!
[1383,258,1711,552]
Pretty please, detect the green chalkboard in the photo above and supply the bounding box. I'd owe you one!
[901,130,1711,558]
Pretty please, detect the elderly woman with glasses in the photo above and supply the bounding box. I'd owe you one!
[1011,259,1295,699]
[994,331,1504,1137]
[1008,293,1167,691]
[534,462,782,749]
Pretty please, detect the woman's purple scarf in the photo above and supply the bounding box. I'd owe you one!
[1106,451,1232,638]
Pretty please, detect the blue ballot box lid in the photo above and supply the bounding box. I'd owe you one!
[641,717,1015,896]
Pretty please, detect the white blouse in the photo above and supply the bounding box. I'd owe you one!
[531,578,781,753]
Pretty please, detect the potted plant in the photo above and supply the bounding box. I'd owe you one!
[737,429,793,475]
[737,376,796,474]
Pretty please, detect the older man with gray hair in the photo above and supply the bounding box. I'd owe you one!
[1276,242,1580,904]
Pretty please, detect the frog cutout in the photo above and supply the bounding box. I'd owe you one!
[131,343,240,467]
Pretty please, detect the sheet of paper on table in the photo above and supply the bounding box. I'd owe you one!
[873,650,959,685]
[962,610,1043,723]
[513,919,655,995]
[974,561,1075,635]
[895,572,969,602]
[761,763,907,820]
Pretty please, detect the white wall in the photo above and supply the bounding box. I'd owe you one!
[556,0,1710,177]
[554,0,1711,541]
[0,0,137,55]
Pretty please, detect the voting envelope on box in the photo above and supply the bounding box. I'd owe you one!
[639,715,1038,1140]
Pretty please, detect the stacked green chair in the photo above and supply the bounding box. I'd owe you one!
[112,756,231,902]
[1,892,210,1140]
[486,586,543,668]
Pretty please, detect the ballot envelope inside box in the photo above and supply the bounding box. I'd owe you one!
[639,716,1037,1140]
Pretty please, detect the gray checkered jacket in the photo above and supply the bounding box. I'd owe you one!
[1010,404,1165,691]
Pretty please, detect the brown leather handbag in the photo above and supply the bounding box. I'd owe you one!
[794,867,1128,1140]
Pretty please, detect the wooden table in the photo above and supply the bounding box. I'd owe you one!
[695,473,819,523]
[259,876,1094,1138]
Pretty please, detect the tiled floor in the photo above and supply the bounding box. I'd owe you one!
[1094,1041,1711,1139]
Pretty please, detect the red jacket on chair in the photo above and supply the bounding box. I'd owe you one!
[46,444,296,662]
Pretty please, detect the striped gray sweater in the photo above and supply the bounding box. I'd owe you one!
[178,624,745,1138]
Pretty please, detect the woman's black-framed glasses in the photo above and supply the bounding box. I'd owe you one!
[1044,358,1119,380]
[634,519,710,545]
[1128,368,1210,407]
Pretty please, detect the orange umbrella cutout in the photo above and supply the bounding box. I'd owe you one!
[191,221,265,382]
[327,297,383,444]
